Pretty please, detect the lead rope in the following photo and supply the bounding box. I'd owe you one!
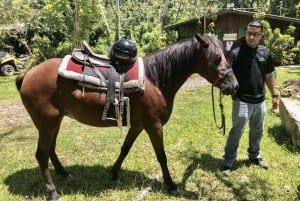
[211,85,226,135]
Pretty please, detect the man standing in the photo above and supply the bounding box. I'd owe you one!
[221,20,279,177]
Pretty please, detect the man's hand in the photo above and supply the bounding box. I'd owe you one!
[271,97,279,114]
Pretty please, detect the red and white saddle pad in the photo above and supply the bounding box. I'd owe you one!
[58,55,145,92]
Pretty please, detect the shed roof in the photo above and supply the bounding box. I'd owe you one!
[164,9,300,30]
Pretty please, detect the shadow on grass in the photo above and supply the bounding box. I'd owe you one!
[215,172,273,200]
[180,150,249,183]
[4,164,199,200]
[267,124,300,153]
[180,150,273,200]
[0,130,14,139]
[4,165,150,199]
[0,124,33,140]
[0,124,23,137]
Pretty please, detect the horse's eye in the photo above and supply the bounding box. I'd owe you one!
[214,56,221,66]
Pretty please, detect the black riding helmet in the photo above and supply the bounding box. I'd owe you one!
[109,39,137,64]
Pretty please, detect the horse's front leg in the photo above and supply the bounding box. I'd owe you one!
[111,127,143,180]
[36,130,61,201]
[145,123,177,191]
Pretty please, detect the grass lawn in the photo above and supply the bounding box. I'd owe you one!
[0,67,299,201]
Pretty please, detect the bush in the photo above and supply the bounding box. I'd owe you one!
[292,42,300,64]
[140,29,162,54]
[55,41,73,58]
[265,26,297,65]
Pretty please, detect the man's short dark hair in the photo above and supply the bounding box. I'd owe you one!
[247,20,264,32]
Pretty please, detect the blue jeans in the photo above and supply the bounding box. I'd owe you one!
[223,98,265,168]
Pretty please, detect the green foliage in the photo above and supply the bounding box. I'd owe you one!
[297,2,300,17]
[164,30,178,46]
[55,41,74,57]
[258,17,298,65]
[270,0,298,17]
[292,41,300,63]
[0,0,38,54]
[93,38,111,55]
[140,29,162,54]
[0,0,299,65]
[208,22,215,32]
[30,35,55,62]
[0,75,19,101]
[266,26,297,65]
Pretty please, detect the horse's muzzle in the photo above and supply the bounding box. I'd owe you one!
[219,70,239,96]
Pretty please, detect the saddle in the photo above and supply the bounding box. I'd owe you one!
[72,41,111,67]
[70,42,137,131]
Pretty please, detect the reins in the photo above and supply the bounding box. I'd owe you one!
[211,85,226,135]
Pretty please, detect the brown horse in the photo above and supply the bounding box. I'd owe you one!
[16,34,238,200]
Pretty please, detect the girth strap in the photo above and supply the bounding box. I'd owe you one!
[78,52,129,124]
[80,54,116,121]
[81,55,108,96]
[102,67,116,120]
[118,73,125,133]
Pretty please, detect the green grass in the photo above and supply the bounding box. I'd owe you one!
[0,67,299,201]
[0,75,19,102]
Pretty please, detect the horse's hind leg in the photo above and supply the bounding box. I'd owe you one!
[35,120,62,201]
[50,126,69,177]
[111,127,143,180]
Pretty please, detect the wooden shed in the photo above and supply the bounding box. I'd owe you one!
[164,9,300,51]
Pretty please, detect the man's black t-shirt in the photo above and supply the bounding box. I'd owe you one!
[227,41,275,103]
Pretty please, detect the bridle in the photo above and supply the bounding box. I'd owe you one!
[197,36,233,135]
[212,67,233,87]
[211,63,233,136]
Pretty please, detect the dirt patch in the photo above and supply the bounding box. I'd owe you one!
[0,101,31,128]
[280,78,300,100]
[0,76,209,128]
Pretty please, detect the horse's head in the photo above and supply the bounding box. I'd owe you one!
[193,34,238,96]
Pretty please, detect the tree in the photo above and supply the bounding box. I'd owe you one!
[270,0,298,17]
[296,1,300,17]
[0,0,40,54]
[256,13,298,65]
[0,0,299,65]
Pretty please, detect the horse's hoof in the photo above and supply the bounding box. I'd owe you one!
[167,183,178,192]
[111,169,119,181]
[111,174,118,181]
[49,191,61,201]
[56,169,70,177]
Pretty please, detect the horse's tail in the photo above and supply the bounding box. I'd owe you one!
[15,72,25,91]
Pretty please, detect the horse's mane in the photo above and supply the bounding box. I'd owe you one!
[205,34,225,57]
[143,34,223,88]
[143,38,196,88]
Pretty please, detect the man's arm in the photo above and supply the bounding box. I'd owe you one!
[265,72,279,110]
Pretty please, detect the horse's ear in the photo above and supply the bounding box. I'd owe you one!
[194,34,209,49]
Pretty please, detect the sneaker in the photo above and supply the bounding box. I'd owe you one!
[249,158,269,169]
[221,165,231,177]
